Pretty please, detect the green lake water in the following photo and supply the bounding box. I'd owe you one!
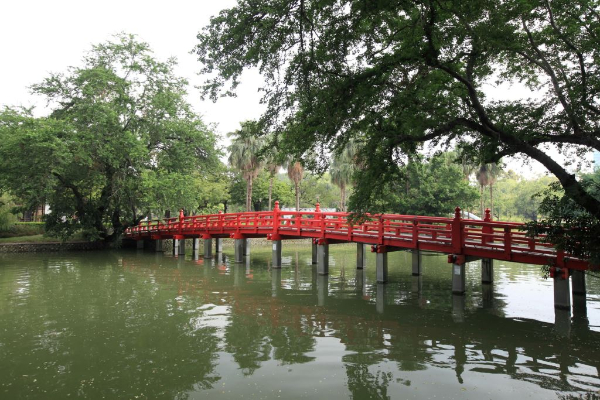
[1,243,599,399]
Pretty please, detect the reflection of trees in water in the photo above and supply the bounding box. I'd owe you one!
[344,353,393,400]
[0,253,221,399]
[224,314,272,376]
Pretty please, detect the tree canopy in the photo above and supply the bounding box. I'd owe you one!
[195,0,600,217]
[0,34,221,241]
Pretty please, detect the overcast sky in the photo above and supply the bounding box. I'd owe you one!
[1,0,592,177]
[0,0,264,141]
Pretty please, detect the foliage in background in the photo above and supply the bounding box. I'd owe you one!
[526,171,600,265]
[0,194,18,232]
[349,152,479,217]
[0,34,221,242]
[229,171,294,212]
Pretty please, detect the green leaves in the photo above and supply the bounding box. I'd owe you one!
[0,34,222,241]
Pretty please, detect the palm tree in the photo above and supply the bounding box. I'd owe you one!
[228,121,264,211]
[476,163,503,218]
[263,140,282,210]
[330,139,361,212]
[287,160,304,211]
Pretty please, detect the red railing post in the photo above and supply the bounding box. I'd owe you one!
[178,209,184,235]
[451,207,462,254]
[378,216,384,245]
[272,201,280,238]
[504,227,512,258]
[483,208,492,245]
[412,219,418,248]
[218,210,223,234]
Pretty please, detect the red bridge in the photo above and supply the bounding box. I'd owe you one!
[125,201,592,271]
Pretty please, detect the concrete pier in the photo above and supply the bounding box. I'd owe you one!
[192,238,200,252]
[234,239,244,263]
[482,258,493,284]
[178,239,186,255]
[412,250,421,276]
[572,270,586,296]
[204,238,213,259]
[452,262,466,295]
[553,270,571,310]
[356,243,366,269]
[154,239,163,252]
[215,238,223,253]
[272,240,282,269]
[376,283,386,314]
[312,242,318,265]
[376,252,388,283]
[243,239,250,256]
[317,243,329,275]
[317,275,328,306]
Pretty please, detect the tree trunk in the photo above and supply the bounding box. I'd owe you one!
[268,176,274,210]
[295,182,300,211]
[341,185,346,212]
[247,176,253,212]
[489,184,494,220]
[480,185,484,218]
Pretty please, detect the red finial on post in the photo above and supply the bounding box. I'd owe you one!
[315,202,321,212]
[179,209,184,221]
[274,200,280,211]
[454,207,461,220]
[484,208,491,222]
[218,210,223,214]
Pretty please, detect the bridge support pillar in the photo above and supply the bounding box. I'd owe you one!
[272,240,282,269]
[317,243,329,275]
[553,271,571,310]
[452,262,466,295]
[178,239,186,256]
[172,239,178,256]
[412,250,422,276]
[204,238,213,259]
[243,239,250,256]
[572,270,586,296]
[215,238,223,253]
[376,252,388,283]
[482,259,493,284]
[234,239,244,263]
[376,283,386,314]
[154,239,163,253]
[317,275,328,306]
[136,240,144,250]
[572,270,587,320]
[356,244,366,269]
[192,238,200,252]
[312,241,318,265]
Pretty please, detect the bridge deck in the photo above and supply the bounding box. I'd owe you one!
[124,205,591,271]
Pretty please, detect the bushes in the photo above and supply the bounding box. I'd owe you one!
[0,222,45,238]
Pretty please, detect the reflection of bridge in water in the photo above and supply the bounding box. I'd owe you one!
[126,202,596,317]
[122,252,600,395]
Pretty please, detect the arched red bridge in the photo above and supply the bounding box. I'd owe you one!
[125,201,591,272]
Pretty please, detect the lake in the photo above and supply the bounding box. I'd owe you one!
[1,242,599,399]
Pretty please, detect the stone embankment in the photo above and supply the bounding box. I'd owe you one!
[0,241,106,253]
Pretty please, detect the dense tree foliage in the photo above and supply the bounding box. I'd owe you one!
[196,0,600,219]
[349,152,479,216]
[0,34,221,241]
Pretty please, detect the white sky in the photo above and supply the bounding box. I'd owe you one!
[0,0,264,144]
[0,0,592,177]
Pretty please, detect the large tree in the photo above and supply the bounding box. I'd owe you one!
[0,34,220,241]
[195,0,600,218]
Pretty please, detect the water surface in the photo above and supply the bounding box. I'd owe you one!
[1,243,599,399]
